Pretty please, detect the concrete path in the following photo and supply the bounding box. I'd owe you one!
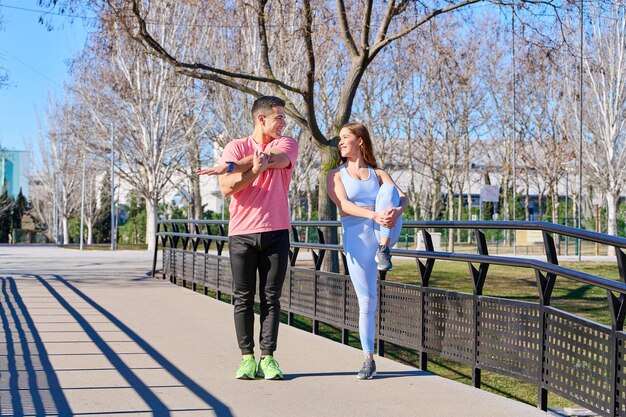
[0,246,552,417]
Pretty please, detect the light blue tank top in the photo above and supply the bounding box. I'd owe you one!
[339,164,380,207]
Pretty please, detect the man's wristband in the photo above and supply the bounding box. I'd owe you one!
[226,161,235,173]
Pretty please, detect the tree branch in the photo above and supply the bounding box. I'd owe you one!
[360,0,373,50]
[336,0,359,57]
[256,0,276,79]
[373,0,398,47]
[125,0,305,96]
[371,0,483,56]
[302,0,325,143]
[180,68,308,132]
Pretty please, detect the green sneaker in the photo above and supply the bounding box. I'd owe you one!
[257,355,284,380]
[236,355,256,380]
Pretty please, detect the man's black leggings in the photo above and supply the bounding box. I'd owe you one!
[229,229,290,356]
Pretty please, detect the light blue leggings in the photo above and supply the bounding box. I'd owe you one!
[341,183,402,354]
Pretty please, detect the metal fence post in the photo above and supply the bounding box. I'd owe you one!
[536,231,558,411]
[418,229,435,371]
[151,222,160,278]
[471,230,489,389]
[288,227,299,327]
[377,269,386,357]
[535,268,556,411]
[610,247,626,416]
[312,228,325,335]
[608,290,626,417]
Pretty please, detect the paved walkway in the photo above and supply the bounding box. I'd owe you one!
[0,246,553,416]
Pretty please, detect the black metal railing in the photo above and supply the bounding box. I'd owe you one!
[153,219,626,416]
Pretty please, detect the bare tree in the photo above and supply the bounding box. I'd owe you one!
[172,80,215,220]
[476,10,521,231]
[38,0,611,258]
[427,17,485,249]
[69,5,216,251]
[100,0,579,256]
[509,21,576,236]
[561,1,626,255]
[582,4,626,247]
[34,99,83,244]
[80,161,108,245]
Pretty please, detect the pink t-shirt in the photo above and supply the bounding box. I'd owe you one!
[220,136,298,236]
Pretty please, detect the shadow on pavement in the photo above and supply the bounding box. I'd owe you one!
[0,273,233,417]
[285,369,428,380]
[0,276,72,416]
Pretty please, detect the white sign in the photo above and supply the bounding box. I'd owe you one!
[480,185,500,203]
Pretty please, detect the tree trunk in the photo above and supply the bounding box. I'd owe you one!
[145,196,158,252]
[466,174,473,244]
[306,188,313,242]
[190,173,202,219]
[606,191,618,256]
[571,192,578,227]
[187,134,203,220]
[307,189,313,221]
[456,183,463,244]
[318,145,339,272]
[551,184,560,254]
[87,222,93,245]
[447,186,454,252]
[551,188,559,224]
[62,216,69,245]
[430,179,442,221]
[525,183,530,221]
[501,175,510,244]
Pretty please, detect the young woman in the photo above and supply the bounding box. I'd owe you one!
[326,122,408,379]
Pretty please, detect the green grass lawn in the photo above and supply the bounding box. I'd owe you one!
[63,243,149,250]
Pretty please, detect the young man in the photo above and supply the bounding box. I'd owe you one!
[198,96,298,380]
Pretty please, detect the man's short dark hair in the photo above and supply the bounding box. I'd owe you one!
[251,96,285,121]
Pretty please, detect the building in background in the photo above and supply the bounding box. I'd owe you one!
[0,150,30,199]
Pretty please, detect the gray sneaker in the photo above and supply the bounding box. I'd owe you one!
[375,245,393,271]
[357,358,377,380]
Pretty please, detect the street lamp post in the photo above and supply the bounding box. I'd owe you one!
[578,0,584,261]
[80,158,85,251]
[110,125,116,251]
[511,6,518,255]
[53,175,58,245]
[565,169,569,255]
[56,174,63,245]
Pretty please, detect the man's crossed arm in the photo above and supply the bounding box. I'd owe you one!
[196,148,291,176]
[197,149,291,198]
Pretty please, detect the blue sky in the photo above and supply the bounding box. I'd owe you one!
[0,1,89,153]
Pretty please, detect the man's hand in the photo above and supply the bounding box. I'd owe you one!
[251,150,269,175]
[197,163,229,176]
